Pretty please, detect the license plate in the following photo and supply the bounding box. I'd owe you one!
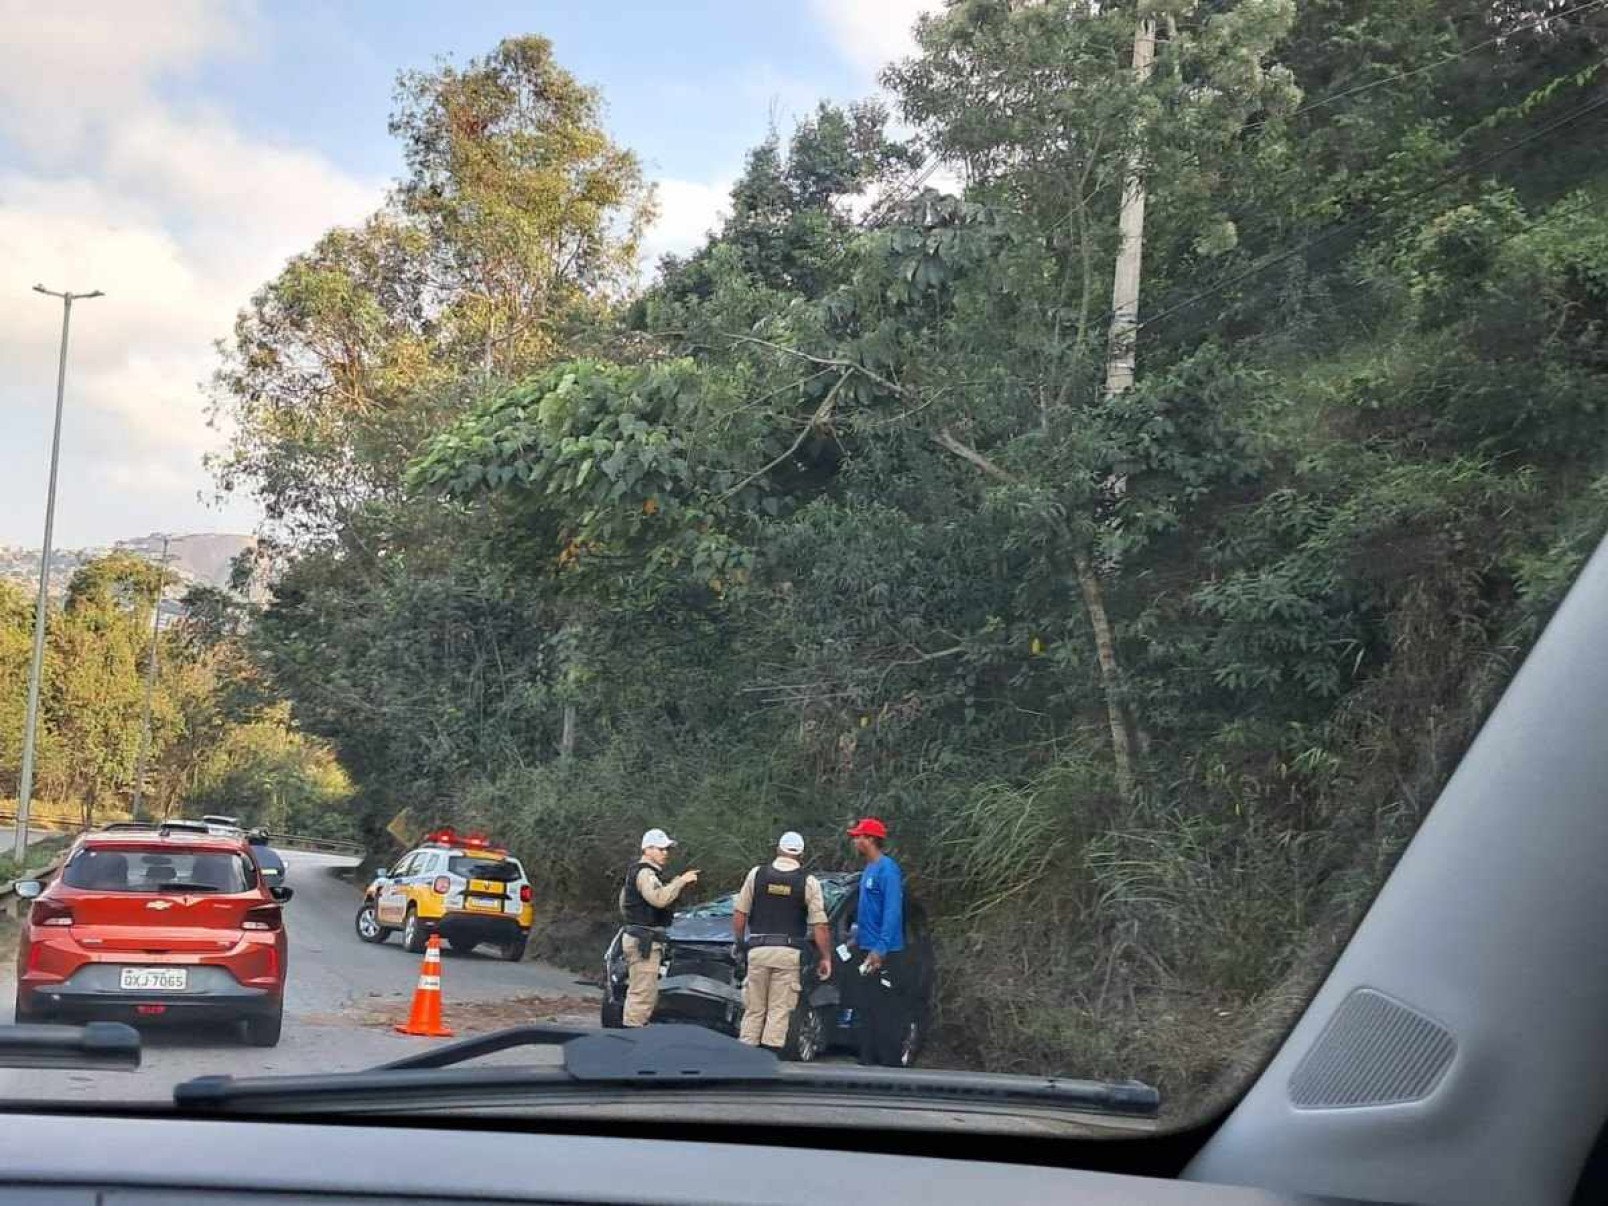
[467,895,503,912]
[120,967,187,992]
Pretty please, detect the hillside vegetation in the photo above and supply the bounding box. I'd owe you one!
[211,3,1608,1115]
[0,559,353,838]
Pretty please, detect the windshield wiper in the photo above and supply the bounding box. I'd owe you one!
[151,881,223,892]
[0,1022,141,1071]
[174,1025,1159,1120]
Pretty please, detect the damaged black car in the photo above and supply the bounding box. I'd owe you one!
[601,871,936,1064]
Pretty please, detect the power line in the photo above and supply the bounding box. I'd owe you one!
[1138,87,1608,334]
[1247,0,1608,132]
[861,0,1608,233]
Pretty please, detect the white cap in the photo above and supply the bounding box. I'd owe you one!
[778,831,805,855]
[641,827,676,851]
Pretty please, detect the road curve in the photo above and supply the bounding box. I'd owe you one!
[0,848,594,1103]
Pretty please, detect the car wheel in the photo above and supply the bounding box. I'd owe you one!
[354,901,391,944]
[244,1006,284,1048]
[401,906,427,953]
[497,934,528,962]
[784,1003,827,1062]
[601,995,625,1029]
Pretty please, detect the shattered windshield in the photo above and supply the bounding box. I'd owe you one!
[1,0,1605,1139]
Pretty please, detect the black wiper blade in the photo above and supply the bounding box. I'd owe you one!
[174,1025,1158,1119]
[0,1022,141,1071]
[374,1024,592,1071]
[152,881,222,892]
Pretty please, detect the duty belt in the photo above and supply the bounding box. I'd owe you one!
[625,925,668,946]
[745,933,809,950]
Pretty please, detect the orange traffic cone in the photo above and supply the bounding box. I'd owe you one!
[395,934,454,1037]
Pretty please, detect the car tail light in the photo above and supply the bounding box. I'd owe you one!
[519,884,532,904]
[242,904,282,932]
[30,899,72,928]
[432,876,451,894]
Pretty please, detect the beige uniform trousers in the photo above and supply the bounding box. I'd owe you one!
[622,934,662,1027]
[739,945,803,1050]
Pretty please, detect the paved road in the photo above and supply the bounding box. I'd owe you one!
[0,852,1152,1137]
[0,849,594,1103]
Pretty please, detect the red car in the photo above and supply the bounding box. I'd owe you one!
[13,824,292,1046]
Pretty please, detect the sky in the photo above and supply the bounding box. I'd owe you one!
[0,0,939,548]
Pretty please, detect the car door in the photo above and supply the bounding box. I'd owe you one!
[408,851,445,917]
[376,853,418,925]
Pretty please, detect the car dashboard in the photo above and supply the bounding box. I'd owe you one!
[0,1110,1362,1204]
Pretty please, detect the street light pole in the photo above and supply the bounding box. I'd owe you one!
[15,285,104,860]
[131,534,171,822]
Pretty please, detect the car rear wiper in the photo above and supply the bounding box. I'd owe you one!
[151,881,223,892]
[173,1025,1159,1120]
[0,1022,141,1070]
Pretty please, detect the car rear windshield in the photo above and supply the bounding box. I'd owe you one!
[449,855,519,881]
[62,847,256,893]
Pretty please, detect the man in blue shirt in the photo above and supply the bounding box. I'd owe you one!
[847,816,910,1066]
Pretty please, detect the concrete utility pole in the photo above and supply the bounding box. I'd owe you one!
[15,285,104,860]
[131,534,172,822]
[1103,16,1158,398]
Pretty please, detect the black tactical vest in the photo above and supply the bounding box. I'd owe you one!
[746,863,809,940]
[620,859,674,928]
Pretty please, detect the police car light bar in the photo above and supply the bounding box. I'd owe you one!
[420,827,503,852]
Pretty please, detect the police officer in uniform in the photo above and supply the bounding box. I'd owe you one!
[732,831,831,1053]
[618,828,699,1027]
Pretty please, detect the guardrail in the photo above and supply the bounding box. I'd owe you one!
[272,834,364,858]
[0,849,71,915]
[0,810,95,835]
[0,813,364,860]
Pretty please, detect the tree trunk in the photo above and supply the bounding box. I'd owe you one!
[1073,552,1136,798]
[1103,16,1156,399]
[933,427,1139,795]
[559,703,577,759]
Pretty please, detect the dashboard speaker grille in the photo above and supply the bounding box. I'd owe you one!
[1289,987,1455,1109]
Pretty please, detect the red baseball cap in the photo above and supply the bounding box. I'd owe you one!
[846,817,888,839]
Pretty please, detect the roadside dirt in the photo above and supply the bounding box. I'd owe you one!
[304,992,597,1034]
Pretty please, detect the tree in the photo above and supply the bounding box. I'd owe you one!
[217,6,1608,1109]
[0,582,34,796]
[212,35,654,541]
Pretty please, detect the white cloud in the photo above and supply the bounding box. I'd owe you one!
[641,175,733,268]
[808,0,943,76]
[0,1,381,545]
[0,0,254,158]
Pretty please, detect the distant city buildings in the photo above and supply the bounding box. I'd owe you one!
[0,533,255,606]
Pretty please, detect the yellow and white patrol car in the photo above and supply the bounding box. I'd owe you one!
[355,829,534,960]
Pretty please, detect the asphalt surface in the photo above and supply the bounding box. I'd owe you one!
[0,849,593,1103]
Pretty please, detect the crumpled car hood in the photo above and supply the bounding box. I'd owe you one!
[667,915,735,944]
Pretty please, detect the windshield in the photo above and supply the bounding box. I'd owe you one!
[0,0,1604,1140]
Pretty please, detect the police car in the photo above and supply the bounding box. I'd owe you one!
[354,829,534,960]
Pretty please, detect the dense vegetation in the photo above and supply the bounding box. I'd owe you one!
[0,558,353,838]
[211,5,1608,1114]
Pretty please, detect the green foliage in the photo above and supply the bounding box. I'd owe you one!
[211,36,653,540]
[189,709,355,839]
[219,13,1608,1116]
[0,555,355,837]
